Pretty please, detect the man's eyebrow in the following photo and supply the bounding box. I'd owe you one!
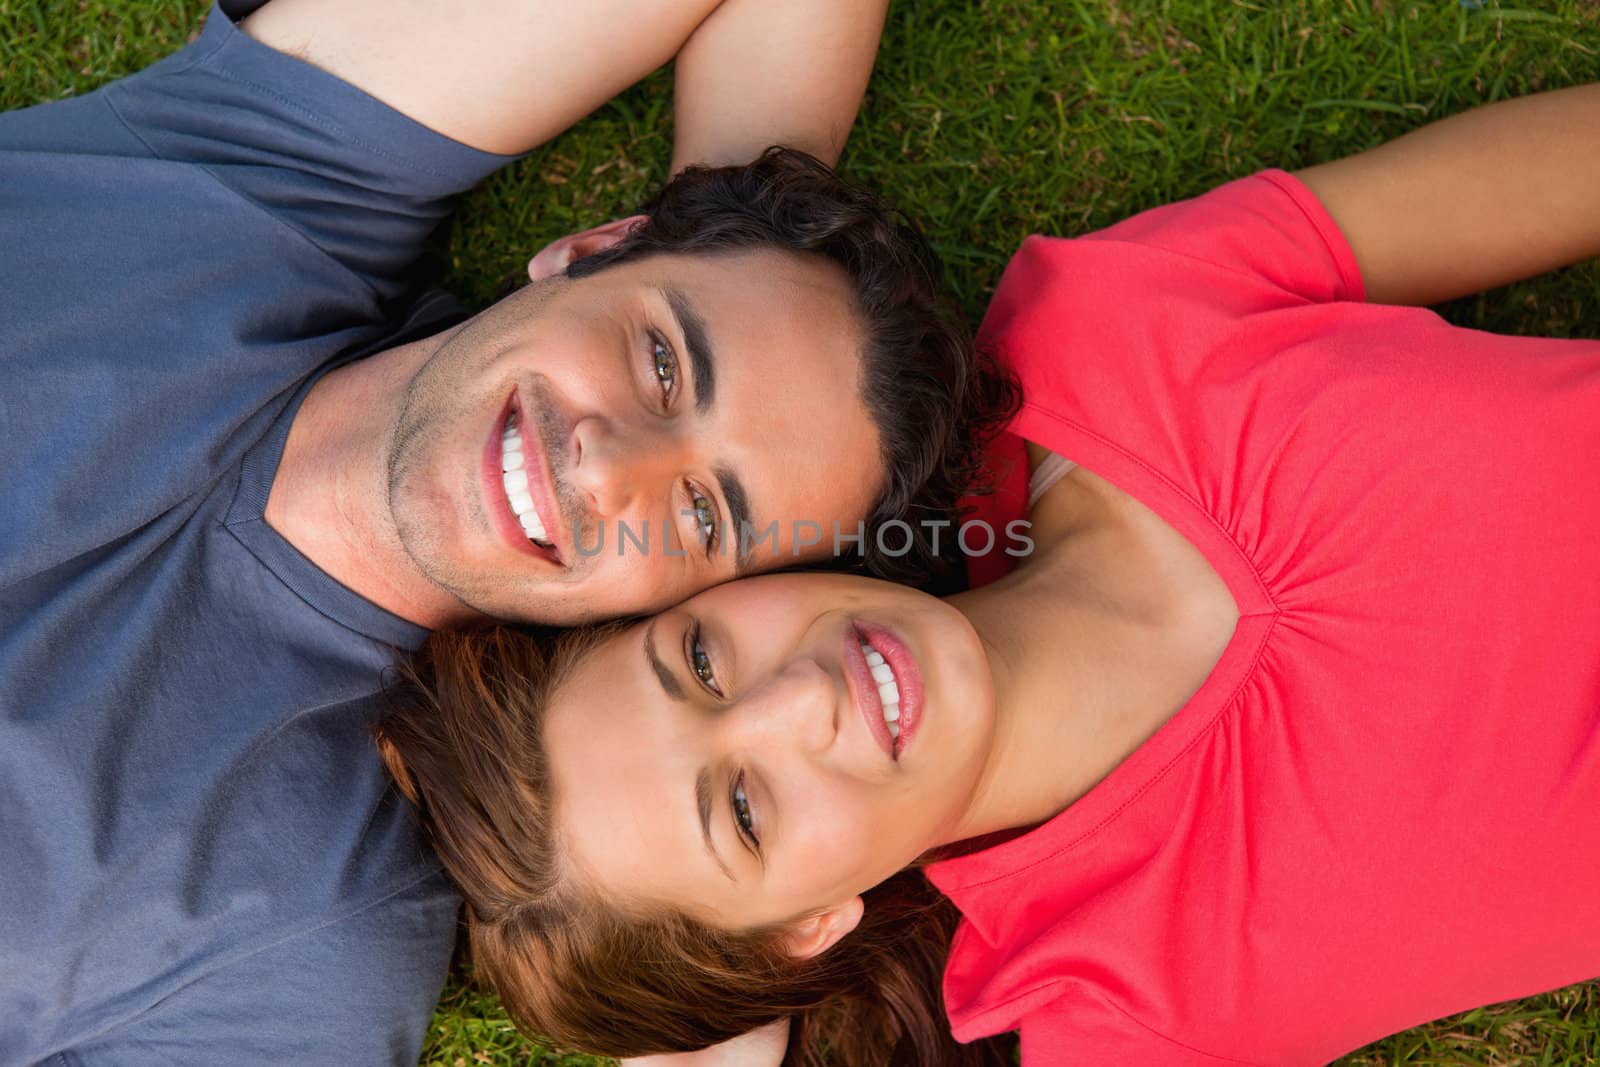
[716,466,758,575]
[664,287,715,415]
[643,619,685,703]
[696,767,737,883]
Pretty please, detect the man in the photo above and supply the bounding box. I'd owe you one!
[0,0,995,1062]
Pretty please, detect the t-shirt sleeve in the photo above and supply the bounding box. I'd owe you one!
[1085,170,1366,305]
[99,2,515,295]
[59,875,458,1067]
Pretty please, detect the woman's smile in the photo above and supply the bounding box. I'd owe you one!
[843,621,924,761]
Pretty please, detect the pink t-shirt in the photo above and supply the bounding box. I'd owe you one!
[932,171,1600,1065]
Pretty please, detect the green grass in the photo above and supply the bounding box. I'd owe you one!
[4,0,1599,1063]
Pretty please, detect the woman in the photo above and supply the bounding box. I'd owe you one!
[379,83,1600,1065]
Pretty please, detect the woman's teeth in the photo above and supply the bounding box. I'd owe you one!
[860,641,902,740]
[501,415,552,547]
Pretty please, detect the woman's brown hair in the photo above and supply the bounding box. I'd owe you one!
[376,625,1017,1067]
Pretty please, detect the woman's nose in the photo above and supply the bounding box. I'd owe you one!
[724,659,839,757]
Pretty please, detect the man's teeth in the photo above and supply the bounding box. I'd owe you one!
[500,416,551,546]
[860,642,901,740]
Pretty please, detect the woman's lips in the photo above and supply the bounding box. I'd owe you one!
[860,622,923,758]
[844,631,897,761]
[843,621,925,761]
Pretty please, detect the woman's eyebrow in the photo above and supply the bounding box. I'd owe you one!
[695,767,737,884]
[642,619,685,702]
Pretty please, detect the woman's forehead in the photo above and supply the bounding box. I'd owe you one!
[545,635,739,917]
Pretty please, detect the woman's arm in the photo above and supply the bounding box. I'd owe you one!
[241,0,887,166]
[618,1017,789,1067]
[1296,83,1600,306]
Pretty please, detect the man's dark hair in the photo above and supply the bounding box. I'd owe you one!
[567,147,1019,583]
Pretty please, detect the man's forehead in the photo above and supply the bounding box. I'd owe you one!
[635,247,857,309]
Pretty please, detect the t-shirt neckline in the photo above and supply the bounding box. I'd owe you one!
[930,403,1280,905]
[222,368,430,651]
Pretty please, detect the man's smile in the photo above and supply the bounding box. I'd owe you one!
[484,394,566,566]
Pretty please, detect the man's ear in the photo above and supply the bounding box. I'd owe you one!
[527,214,648,280]
[779,896,864,960]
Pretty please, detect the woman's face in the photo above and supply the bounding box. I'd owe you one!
[542,572,995,937]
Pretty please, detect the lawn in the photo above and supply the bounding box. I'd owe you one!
[4,0,1598,1064]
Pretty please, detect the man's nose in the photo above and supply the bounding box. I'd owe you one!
[568,416,684,519]
[723,659,840,757]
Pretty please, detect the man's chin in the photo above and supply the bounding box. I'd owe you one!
[407,557,584,627]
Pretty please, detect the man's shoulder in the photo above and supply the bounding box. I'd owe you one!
[54,861,458,1067]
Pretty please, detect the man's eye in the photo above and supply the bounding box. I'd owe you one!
[690,488,717,550]
[652,335,677,402]
[688,622,721,696]
[731,772,759,849]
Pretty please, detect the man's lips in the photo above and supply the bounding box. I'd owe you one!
[482,393,564,565]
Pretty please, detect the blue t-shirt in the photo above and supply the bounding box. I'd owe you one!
[0,4,514,1063]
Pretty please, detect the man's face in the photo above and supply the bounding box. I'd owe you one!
[385,248,883,625]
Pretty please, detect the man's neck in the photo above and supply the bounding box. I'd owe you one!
[264,332,470,629]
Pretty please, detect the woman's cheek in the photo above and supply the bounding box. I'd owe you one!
[828,795,913,887]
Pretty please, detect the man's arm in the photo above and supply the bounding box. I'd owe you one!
[241,0,887,167]
[1296,83,1600,307]
[669,0,889,171]
[240,0,717,156]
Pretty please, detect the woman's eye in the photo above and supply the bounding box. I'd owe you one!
[731,773,759,849]
[652,335,677,402]
[692,644,716,686]
[688,623,722,697]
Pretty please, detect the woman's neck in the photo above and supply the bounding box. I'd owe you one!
[939,463,1239,844]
